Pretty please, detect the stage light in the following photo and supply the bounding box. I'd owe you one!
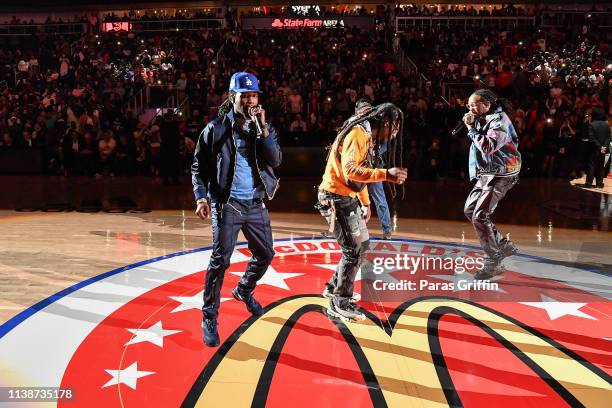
[474,75,480,80]
[117,41,121,45]
[546,118,552,124]
[518,41,523,46]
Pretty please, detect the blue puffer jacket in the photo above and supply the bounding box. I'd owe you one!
[191,110,282,202]
[467,107,521,181]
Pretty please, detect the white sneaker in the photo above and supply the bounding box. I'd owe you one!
[327,300,365,322]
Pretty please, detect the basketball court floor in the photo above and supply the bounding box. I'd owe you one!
[0,176,610,407]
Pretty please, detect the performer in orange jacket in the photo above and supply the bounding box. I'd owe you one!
[317,100,407,322]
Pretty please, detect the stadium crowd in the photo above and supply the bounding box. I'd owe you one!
[0,7,610,182]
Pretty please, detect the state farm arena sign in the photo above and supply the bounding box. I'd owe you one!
[242,16,374,30]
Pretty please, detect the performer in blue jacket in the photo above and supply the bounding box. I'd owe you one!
[192,72,281,346]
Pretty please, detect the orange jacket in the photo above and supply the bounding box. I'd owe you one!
[319,125,387,206]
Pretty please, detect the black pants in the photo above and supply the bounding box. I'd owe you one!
[464,175,518,259]
[203,197,275,319]
[318,192,369,303]
[586,147,606,186]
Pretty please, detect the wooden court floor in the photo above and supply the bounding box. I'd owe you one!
[0,176,610,407]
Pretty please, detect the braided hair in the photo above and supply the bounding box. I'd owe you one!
[334,102,405,199]
[218,91,236,116]
[472,88,514,118]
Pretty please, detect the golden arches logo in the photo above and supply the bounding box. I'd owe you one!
[183,296,610,407]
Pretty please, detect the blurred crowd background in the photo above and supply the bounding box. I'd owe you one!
[0,3,610,182]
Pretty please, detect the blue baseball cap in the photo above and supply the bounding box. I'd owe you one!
[229,72,262,93]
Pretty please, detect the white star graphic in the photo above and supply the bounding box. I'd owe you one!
[230,266,303,290]
[169,291,231,313]
[125,321,182,348]
[102,362,154,390]
[520,295,597,321]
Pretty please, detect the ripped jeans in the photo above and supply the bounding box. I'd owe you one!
[317,191,370,303]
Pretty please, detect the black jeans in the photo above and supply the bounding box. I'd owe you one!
[203,197,274,319]
[586,147,606,186]
[464,175,518,259]
[318,191,369,303]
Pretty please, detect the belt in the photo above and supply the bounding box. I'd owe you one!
[228,197,264,206]
[318,189,350,199]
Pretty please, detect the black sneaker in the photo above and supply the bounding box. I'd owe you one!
[382,231,393,240]
[232,287,264,316]
[202,318,220,347]
[474,258,505,280]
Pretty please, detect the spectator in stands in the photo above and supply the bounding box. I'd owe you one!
[98,129,116,176]
[289,114,307,133]
[585,108,611,188]
[1,132,13,149]
[79,130,98,176]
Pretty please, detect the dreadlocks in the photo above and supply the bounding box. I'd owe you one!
[218,91,236,116]
[334,102,405,199]
[472,88,515,118]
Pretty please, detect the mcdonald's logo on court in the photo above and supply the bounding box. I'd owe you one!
[1,239,609,407]
[183,295,611,408]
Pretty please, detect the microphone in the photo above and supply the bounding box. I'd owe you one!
[249,105,265,136]
[451,120,466,135]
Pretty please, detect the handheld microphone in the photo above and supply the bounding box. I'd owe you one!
[253,114,264,136]
[249,105,264,136]
[451,120,466,135]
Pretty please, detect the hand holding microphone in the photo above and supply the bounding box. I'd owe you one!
[248,105,268,137]
[451,112,476,135]
[462,112,475,128]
